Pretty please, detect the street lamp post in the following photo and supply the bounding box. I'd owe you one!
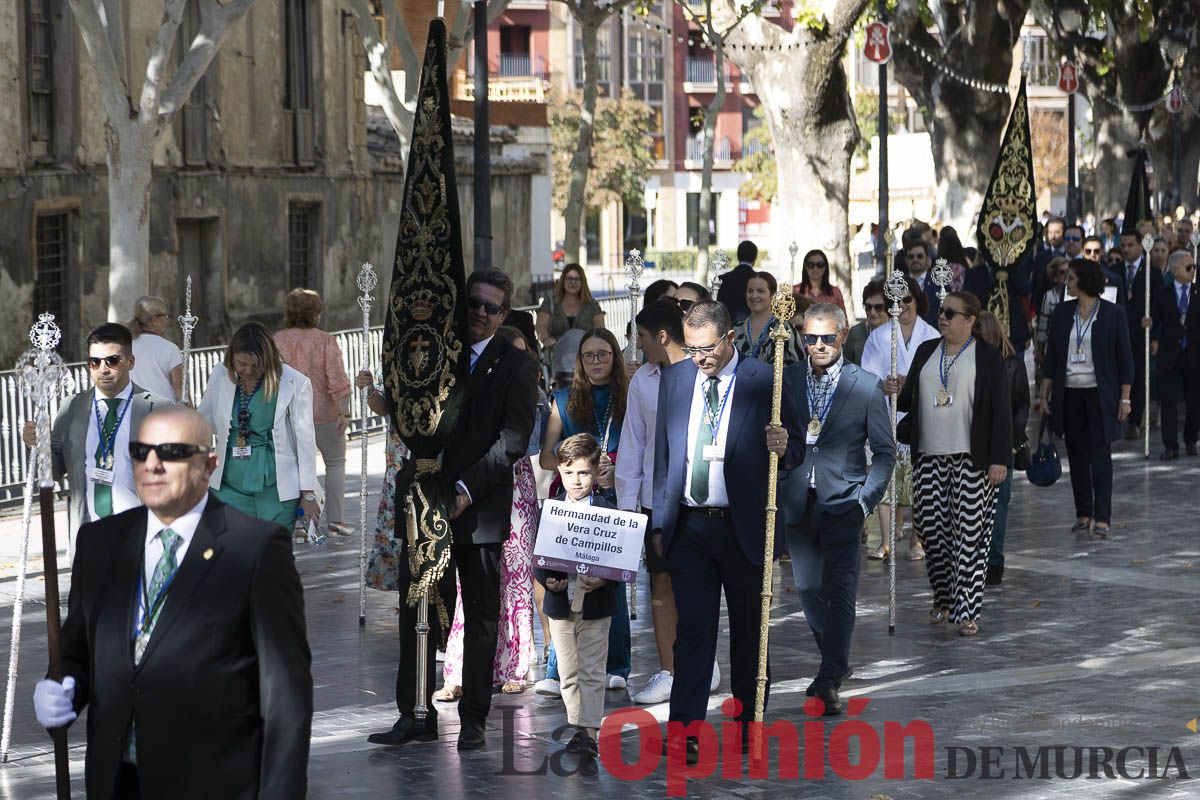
[1054,1,1086,224]
[1164,25,1189,213]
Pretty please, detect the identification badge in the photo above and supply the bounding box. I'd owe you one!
[1070,352,1087,364]
[703,444,724,462]
[91,468,115,485]
[935,388,953,407]
[233,445,253,460]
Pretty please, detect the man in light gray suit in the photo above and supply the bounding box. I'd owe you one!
[22,323,172,549]
[780,304,895,716]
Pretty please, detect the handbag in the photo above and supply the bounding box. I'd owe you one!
[1025,417,1061,487]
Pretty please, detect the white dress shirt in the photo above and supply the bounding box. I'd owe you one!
[84,382,139,520]
[615,362,661,511]
[136,493,208,631]
[683,350,739,507]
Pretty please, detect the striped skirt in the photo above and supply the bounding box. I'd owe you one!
[912,454,998,624]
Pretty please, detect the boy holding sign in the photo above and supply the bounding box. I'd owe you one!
[534,434,617,767]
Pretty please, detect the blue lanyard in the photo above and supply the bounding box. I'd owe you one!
[807,362,840,423]
[1073,301,1099,353]
[93,394,131,466]
[939,337,974,391]
[746,317,775,360]
[701,365,738,440]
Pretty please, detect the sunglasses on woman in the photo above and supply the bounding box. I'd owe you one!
[939,307,968,320]
[129,442,212,461]
[864,301,887,313]
[804,261,827,270]
[87,355,126,369]
[678,299,697,312]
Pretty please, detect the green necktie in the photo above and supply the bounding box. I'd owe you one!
[127,528,182,764]
[689,377,721,505]
[93,398,121,518]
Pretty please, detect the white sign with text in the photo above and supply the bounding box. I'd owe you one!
[533,499,646,581]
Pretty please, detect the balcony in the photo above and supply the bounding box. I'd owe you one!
[742,138,769,157]
[684,57,718,92]
[506,0,547,7]
[684,135,732,167]
[761,2,781,16]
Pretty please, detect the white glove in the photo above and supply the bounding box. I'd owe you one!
[33,677,77,729]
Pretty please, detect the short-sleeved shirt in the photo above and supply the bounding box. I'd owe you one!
[131,334,183,401]
[538,296,605,339]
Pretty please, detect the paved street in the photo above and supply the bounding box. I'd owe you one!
[0,427,1198,798]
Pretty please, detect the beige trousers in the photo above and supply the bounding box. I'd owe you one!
[549,612,611,729]
[314,422,347,525]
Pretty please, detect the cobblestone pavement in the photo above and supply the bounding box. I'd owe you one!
[1,430,1198,798]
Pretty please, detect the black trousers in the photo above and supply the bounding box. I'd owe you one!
[1130,329,1147,427]
[115,762,140,799]
[394,538,502,726]
[1158,354,1200,448]
[786,499,863,689]
[1062,388,1114,524]
[666,507,768,725]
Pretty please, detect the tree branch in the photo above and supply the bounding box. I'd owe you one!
[385,0,422,103]
[349,0,414,142]
[158,0,256,118]
[138,0,187,125]
[100,0,129,96]
[67,0,136,123]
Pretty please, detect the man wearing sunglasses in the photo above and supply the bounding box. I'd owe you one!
[21,323,172,551]
[35,406,312,798]
[1150,250,1200,459]
[652,300,804,761]
[779,304,894,716]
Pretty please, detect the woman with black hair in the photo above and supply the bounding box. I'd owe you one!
[1039,258,1134,537]
[797,249,847,316]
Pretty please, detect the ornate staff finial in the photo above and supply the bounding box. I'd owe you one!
[178,276,199,404]
[771,284,796,335]
[708,250,729,296]
[357,261,379,302]
[1191,229,1200,258]
[625,249,645,293]
[1141,232,1155,256]
[931,257,953,300]
[884,271,909,318]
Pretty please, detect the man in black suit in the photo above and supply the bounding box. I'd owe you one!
[715,240,758,323]
[34,407,312,799]
[369,268,538,751]
[1119,231,1152,439]
[1151,250,1200,459]
[901,240,942,326]
[652,301,803,760]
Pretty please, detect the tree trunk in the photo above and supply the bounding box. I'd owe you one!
[926,88,1012,232]
[563,12,599,264]
[1089,99,1143,219]
[694,37,725,288]
[106,121,156,321]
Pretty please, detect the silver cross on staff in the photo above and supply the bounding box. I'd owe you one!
[356,262,378,627]
[708,249,729,298]
[624,249,645,364]
[1191,229,1199,261]
[178,276,199,405]
[931,257,954,301]
[882,270,909,637]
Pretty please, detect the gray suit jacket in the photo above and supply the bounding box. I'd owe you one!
[50,383,173,539]
[780,362,896,524]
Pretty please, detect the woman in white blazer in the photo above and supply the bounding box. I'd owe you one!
[198,322,321,528]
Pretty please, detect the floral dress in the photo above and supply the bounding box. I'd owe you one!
[365,428,406,591]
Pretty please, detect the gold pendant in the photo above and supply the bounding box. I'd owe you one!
[237,435,247,448]
[935,388,951,407]
[103,453,114,470]
[807,418,822,437]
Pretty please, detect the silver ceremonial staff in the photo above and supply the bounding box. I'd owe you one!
[624,249,644,620]
[708,249,728,298]
[1143,233,1154,460]
[357,262,378,627]
[883,270,909,636]
[178,275,199,405]
[932,257,953,302]
[1,315,71,763]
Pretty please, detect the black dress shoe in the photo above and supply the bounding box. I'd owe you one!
[1160,448,1179,461]
[1187,442,1198,456]
[662,735,700,765]
[565,730,594,755]
[812,685,842,716]
[367,715,438,746]
[457,723,486,751]
[806,666,853,697]
[985,564,1003,586]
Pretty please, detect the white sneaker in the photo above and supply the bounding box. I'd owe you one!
[633,670,673,704]
[605,674,627,690]
[710,661,720,693]
[534,678,561,697]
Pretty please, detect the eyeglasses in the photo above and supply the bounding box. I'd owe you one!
[129,442,212,462]
[1063,235,1082,242]
[581,351,613,364]
[804,261,827,270]
[467,296,504,316]
[864,301,887,313]
[802,333,840,346]
[678,299,697,312]
[87,355,126,369]
[682,336,729,357]
[939,307,968,320]
[900,295,914,305]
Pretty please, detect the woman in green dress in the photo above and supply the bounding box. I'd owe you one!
[198,322,321,530]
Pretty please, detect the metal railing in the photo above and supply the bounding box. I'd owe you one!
[685,58,717,85]
[0,293,633,506]
[498,54,533,78]
[685,135,731,162]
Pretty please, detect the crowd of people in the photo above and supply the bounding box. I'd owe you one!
[23,210,1199,790]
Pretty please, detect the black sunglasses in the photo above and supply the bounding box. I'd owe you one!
[939,307,968,320]
[864,301,887,313]
[467,296,504,316]
[678,299,697,312]
[901,295,914,305]
[129,442,212,462]
[87,355,126,369]
[804,261,827,270]
[802,333,839,346]
[1063,235,1082,242]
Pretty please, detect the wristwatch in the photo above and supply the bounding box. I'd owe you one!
[302,492,317,503]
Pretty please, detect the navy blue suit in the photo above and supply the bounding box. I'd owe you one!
[781,362,894,691]
[652,353,803,724]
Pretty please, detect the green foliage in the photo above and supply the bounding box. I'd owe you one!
[790,0,828,31]
[549,88,657,213]
[733,107,776,203]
